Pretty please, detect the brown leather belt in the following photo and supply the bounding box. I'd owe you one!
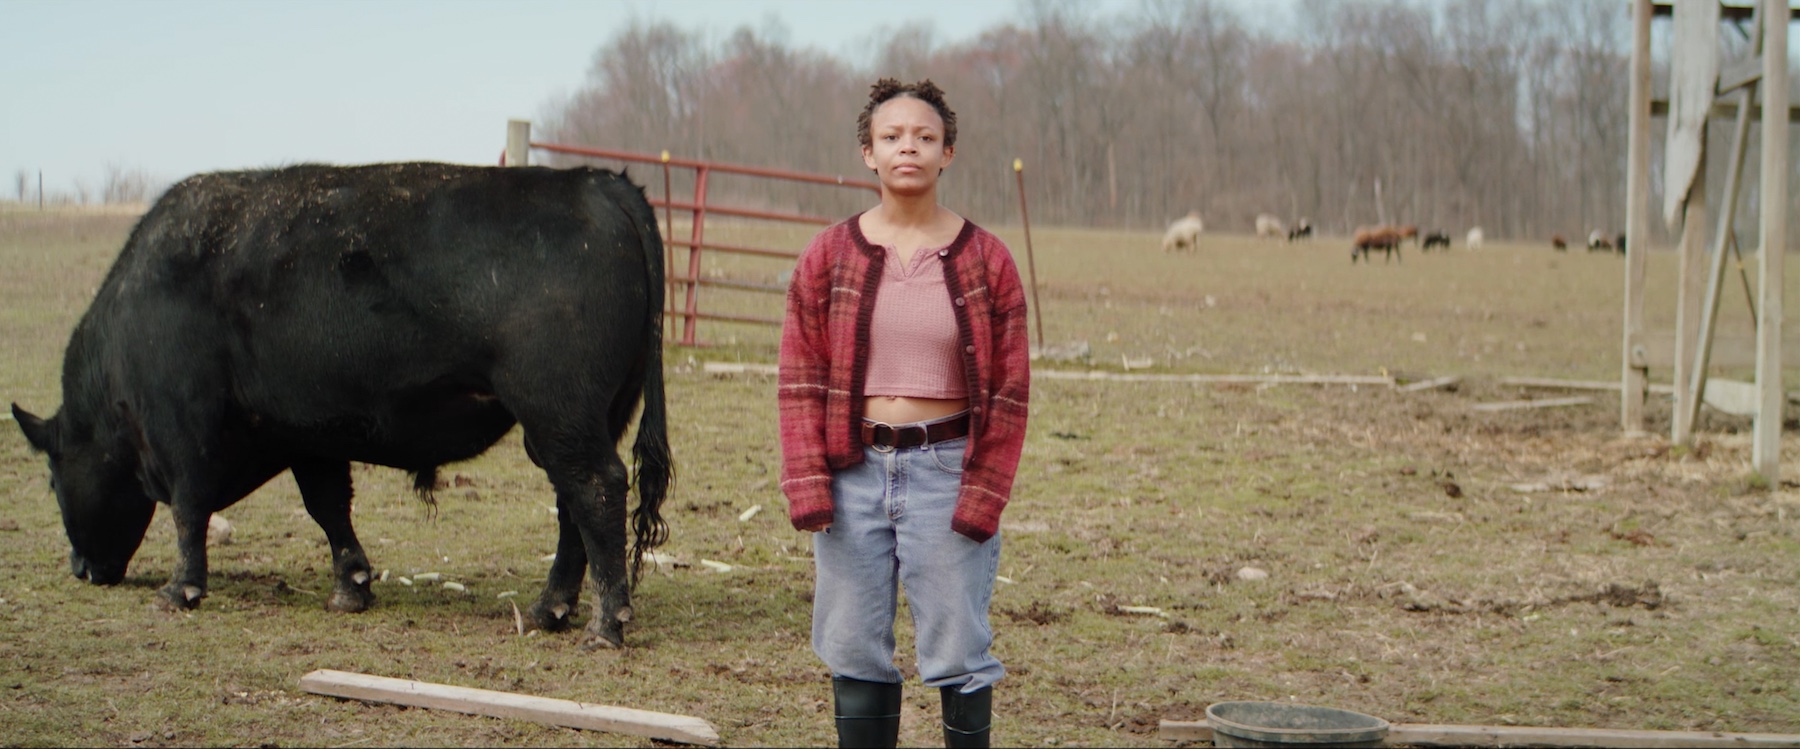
[861,413,971,449]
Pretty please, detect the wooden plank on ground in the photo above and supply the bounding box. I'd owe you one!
[1499,376,1676,396]
[1701,378,1760,416]
[1398,375,1461,392]
[1471,396,1594,412]
[1499,376,1628,392]
[1159,720,1800,748]
[298,669,720,746]
[1390,723,1800,748]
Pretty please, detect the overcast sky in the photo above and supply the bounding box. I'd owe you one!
[8,0,1288,199]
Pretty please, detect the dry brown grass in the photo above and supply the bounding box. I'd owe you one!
[1,211,1796,747]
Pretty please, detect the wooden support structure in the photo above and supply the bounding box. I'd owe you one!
[1651,99,1800,122]
[1752,0,1787,474]
[298,669,721,746]
[1682,0,1764,438]
[1625,0,1789,481]
[1621,0,1653,432]
[1159,719,1800,747]
[1671,138,1707,444]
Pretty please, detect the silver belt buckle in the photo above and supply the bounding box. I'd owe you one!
[867,421,896,452]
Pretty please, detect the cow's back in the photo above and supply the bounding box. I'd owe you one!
[82,163,660,467]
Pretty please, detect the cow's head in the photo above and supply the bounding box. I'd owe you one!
[12,403,155,586]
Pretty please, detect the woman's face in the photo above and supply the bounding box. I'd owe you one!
[862,96,954,196]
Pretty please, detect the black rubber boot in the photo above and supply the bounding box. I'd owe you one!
[940,686,992,748]
[833,677,902,748]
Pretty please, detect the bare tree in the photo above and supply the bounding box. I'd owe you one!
[100,163,158,205]
[528,0,1778,245]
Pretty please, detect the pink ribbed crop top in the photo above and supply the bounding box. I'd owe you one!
[863,244,969,400]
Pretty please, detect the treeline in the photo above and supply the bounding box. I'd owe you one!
[12,164,161,208]
[542,0,1796,245]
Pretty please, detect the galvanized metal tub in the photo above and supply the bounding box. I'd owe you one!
[1206,701,1390,748]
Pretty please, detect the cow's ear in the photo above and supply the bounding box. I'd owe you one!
[11,404,57,455]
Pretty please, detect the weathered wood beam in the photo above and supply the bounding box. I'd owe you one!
[1398,375,1462,392]
[1622,0,1653,432]
[1651,99,1800,122]
[1500,376,1675,394]
[1159,719,1800,747]
[1754,0,1790,479]
[298,669,721,746]
[1717,55,1763,93]
[1471,396,1595,412]
[1651,1,1795,21]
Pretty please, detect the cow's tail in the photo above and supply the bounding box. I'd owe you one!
[624,179,673,586]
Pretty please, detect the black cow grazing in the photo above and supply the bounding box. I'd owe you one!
[1421,231,1451,251]
[11,163,672,650]
[1616,233,1627,254]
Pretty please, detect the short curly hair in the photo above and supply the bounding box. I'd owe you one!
[855,78,958,150]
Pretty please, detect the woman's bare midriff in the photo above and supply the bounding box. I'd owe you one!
[863,395,967,425]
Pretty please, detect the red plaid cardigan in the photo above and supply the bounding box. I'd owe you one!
[778,215,1031,542]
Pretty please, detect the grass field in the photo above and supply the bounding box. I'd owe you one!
[1,207,1797,747]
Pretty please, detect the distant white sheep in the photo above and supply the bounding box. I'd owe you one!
[1254,213,1287,240]
[1162,211,1204,253]
[1466,227,1484,251]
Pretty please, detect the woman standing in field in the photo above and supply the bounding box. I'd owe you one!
[778,78,1032,749]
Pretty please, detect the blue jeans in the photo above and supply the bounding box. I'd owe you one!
[812,436,1004,693]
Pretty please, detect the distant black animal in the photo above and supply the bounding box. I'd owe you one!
[11,162,672,650]
[1421,231,1451,251]
[1616,232,1628,254]
[1287,220,1313,242]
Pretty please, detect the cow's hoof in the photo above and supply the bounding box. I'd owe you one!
[153,584,204,611]
[579,609,629,650]
[579,628,623,650]
[326,587,374,613]
[526,600,576,632]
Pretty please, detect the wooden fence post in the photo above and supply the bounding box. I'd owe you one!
[506,120,531,168]
[1753,0,1788,480]
[1621,0,1652,433]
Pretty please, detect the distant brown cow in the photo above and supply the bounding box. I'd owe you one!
[1352,226,1403,264]
[1551,234,1568,250]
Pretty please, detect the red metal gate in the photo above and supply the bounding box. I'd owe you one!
[515,141,880,346]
